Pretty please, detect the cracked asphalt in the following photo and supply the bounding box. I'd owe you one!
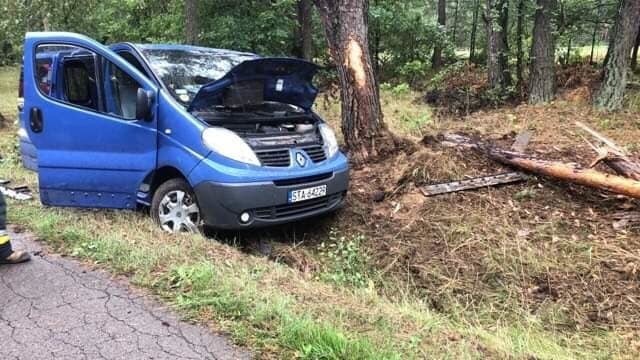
[0,230,251,360]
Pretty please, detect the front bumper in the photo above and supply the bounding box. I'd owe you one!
[194,168,349,229]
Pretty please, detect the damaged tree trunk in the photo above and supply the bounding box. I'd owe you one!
[442,134,640,199]
[313,0,396,163]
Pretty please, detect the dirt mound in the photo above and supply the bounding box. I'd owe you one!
[424,64,514,116]
[425,63,604,115]
[556,63,601,103]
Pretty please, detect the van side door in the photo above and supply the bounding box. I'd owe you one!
[23,32,159,209]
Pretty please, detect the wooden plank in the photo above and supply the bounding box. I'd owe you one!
[421,172,526,196]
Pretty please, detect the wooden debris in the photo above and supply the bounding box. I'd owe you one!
[421,172,526,196]
[0,186,32,201]
[576,121,640,180]
[442,133,640,199]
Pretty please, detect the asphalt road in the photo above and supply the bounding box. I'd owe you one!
[0,230,250,360]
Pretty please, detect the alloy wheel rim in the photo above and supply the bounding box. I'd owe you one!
[158,190,200,233]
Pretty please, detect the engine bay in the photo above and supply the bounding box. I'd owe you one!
[193,102,324,150]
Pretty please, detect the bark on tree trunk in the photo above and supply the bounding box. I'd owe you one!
[528,0,556,104]
[313,0,396,163]
[516,0,525,91]
[484,0,511,90]
[594,0,640,111]
[452,0,459,44]
[297,0,314,60]
[185,0,199,45]
[469,0,480,63]
[432,0,447,70]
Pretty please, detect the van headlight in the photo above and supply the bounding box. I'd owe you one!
[318,123,339,159]
[202,127,260,166]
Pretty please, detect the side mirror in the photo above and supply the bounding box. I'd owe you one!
[136,88,154,121]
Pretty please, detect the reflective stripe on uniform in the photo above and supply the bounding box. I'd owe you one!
[0,235,9,245]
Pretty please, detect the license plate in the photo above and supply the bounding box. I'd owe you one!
[288,185,327,203]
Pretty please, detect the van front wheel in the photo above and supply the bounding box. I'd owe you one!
[151,178,201,234]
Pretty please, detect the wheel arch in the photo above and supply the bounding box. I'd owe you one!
[139,166,190,203]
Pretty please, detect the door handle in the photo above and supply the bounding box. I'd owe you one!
[30,107,43,133]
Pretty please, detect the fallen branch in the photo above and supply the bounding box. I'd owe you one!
[576,121,640,180]
[442,134,640,199]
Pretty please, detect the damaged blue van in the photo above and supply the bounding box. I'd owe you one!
[21,32,349,232]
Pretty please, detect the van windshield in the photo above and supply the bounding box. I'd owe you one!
[139,47,256,105]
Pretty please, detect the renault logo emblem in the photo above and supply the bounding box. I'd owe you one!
[295,152,307,167]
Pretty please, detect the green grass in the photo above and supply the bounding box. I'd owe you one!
[0,65,630,359]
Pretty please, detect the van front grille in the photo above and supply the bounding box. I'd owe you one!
[302,145,327,163]
[254,193,343,220]
[256,149,290,167]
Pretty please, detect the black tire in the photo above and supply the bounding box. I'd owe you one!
[150,178,202,233]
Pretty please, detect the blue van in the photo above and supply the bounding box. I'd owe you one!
[21,32,349,232]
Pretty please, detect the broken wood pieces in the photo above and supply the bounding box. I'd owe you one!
[421,131,532,197]
[0,181,33,201]
[421,172,526,197]
[442,133,640,200]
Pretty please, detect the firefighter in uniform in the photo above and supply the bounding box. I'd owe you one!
[0,192,30,264]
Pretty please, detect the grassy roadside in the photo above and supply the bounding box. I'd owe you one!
[0,66,629,359]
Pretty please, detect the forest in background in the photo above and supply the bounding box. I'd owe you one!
[0,0,634,87]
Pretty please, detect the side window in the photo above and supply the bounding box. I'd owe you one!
[35,59,53,95]
[104,61,143,120]
[35,44,99,112]
[64,58,97,109]
[35,44,146,121]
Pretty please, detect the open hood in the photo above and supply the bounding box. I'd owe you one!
[187,58,320,112]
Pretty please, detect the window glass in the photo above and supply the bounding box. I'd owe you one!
[64,58,96,109]
[34,44,145,120]
[139,47,256,105]
[35,59,53,95]
[117,51,148,76]
[35,44,99,112]
[104,61,142,119]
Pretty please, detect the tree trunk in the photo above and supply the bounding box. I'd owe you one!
[184,0,199,45]
[565,37,572,65]
[313,0,396,163]
[442,134,640,200]
[484,0,511,90]
[297,0,314,60]
[594,0,640,111]
[516,0,525,91]
[590,24,599,65]
[528,0,556,104]
[452,0,460,44]
[432,0,447,70]
[590,0,602,65]
[632,24,640,71]
[469,0,480,63]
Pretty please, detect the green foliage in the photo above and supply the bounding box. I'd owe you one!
[318,231,372,288]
